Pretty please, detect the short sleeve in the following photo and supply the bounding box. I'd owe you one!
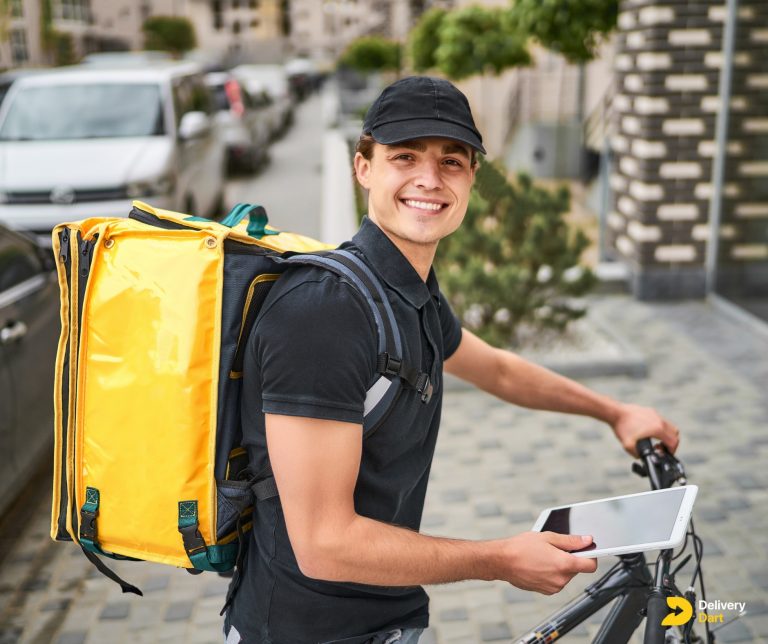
[438,291,463,360]
[251,273,377,425]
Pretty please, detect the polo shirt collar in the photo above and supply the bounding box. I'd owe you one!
[352,216,439,309]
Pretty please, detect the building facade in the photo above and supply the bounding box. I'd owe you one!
[0,0,286,69]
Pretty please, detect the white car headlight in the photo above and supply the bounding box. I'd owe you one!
[126,173,176,198]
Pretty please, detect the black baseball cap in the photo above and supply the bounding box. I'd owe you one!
[362,76,486,155]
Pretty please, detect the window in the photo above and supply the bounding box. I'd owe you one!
[212,0,223,29]
[249,0,258,8]
[10,30,28,65]
[174,76,214,122]
[0,84,165,141]
[10,0,23,18]
[251,18,259,28]
[57,0,88,21]
[232,20,241,35]
[232,0,240,8]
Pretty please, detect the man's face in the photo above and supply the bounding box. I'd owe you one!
[353,137,476,249]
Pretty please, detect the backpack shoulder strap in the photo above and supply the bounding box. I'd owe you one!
[278,250,433,435]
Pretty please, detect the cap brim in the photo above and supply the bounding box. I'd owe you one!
[370,118,486,155]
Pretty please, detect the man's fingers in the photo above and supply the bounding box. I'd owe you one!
[576,556,598,573]
[546,532,593,552]
[664,421,680,454]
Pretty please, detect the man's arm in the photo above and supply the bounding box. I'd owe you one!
[444,328,679,455]
[266,413,596,593]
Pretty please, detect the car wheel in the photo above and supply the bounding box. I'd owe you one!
[242,147,261,175]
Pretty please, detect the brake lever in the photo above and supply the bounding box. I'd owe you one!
[633,440,687,488]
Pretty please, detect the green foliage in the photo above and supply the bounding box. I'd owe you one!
[408,7,446,73]
[338,36,401,74]
[511,0,618,63]
[39,0,55,52]
[0,0,10,43]
[142,16,196,56]
[406,0,618,79]
[434,6,530,80]
[435,160,596,347]
[52,30,75,66]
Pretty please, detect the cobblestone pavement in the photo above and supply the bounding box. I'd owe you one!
[1,295,766,644]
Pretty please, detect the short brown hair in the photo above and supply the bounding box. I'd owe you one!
[352,134,478,178]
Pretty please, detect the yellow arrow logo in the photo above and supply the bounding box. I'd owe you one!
[662,596,694,626]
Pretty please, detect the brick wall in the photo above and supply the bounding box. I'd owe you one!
[716,0,768,296]
[610,0,768,299]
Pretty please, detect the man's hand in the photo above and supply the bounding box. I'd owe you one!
[492,532,598,595]
[611,403,680,456]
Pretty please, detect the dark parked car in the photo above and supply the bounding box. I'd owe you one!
[0,224,58,516]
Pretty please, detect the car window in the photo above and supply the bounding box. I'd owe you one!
[211,84,229,112]
[173,76,214,127]
[190,78,213,115]
[0,81,11,106]
[0,83,165,141]
[0,229,43,293]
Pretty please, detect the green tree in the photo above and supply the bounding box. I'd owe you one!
[39,0,55,57]
[408,7,446,73]
[511,0,618,63]
[52,30,75,66]
[433,6,530,80]
[435,160,595,347]
[142,16,196,57]
[338,36,402,74]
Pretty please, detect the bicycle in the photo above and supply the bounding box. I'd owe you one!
[514,438,713,644]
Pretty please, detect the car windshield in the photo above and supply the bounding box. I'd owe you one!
[0,83,165,141]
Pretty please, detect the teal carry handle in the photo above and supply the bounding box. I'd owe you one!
[220,203,279,239]
[186,203,279,240]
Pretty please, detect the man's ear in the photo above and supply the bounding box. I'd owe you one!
[353,152,372,189]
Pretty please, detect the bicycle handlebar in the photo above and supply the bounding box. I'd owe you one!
[636,438,663,490]
[635,438,687,491]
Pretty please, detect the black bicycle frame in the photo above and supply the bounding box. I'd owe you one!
[515,553,654,644]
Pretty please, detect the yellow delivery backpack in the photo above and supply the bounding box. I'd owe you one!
[50,201,427,596]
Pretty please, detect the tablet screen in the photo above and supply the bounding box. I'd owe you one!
[541,488,687,552]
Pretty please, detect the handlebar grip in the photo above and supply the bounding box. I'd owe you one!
[644,591,669,644]
[636,438,653,457]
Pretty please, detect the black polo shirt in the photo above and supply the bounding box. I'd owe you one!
[228,217,463,644]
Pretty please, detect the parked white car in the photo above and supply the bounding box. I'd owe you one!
[0,62,227,242]
[232,64,294,138]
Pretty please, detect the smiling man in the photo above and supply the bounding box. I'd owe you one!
[224,77,680,644]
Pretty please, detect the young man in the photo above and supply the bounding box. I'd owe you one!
[225,76,679,644]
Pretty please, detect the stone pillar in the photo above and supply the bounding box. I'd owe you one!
[610,0,726,299]
[715,0,768,296]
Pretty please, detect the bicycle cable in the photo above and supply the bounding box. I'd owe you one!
[690,522,713,644]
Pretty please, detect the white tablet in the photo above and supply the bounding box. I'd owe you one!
[531,486,698,558]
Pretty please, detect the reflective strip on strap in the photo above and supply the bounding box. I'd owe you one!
[364,375,395,417]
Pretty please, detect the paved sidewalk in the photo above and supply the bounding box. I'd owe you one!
[1,295,767,644]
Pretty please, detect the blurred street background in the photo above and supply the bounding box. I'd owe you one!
[1,0,767,642]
